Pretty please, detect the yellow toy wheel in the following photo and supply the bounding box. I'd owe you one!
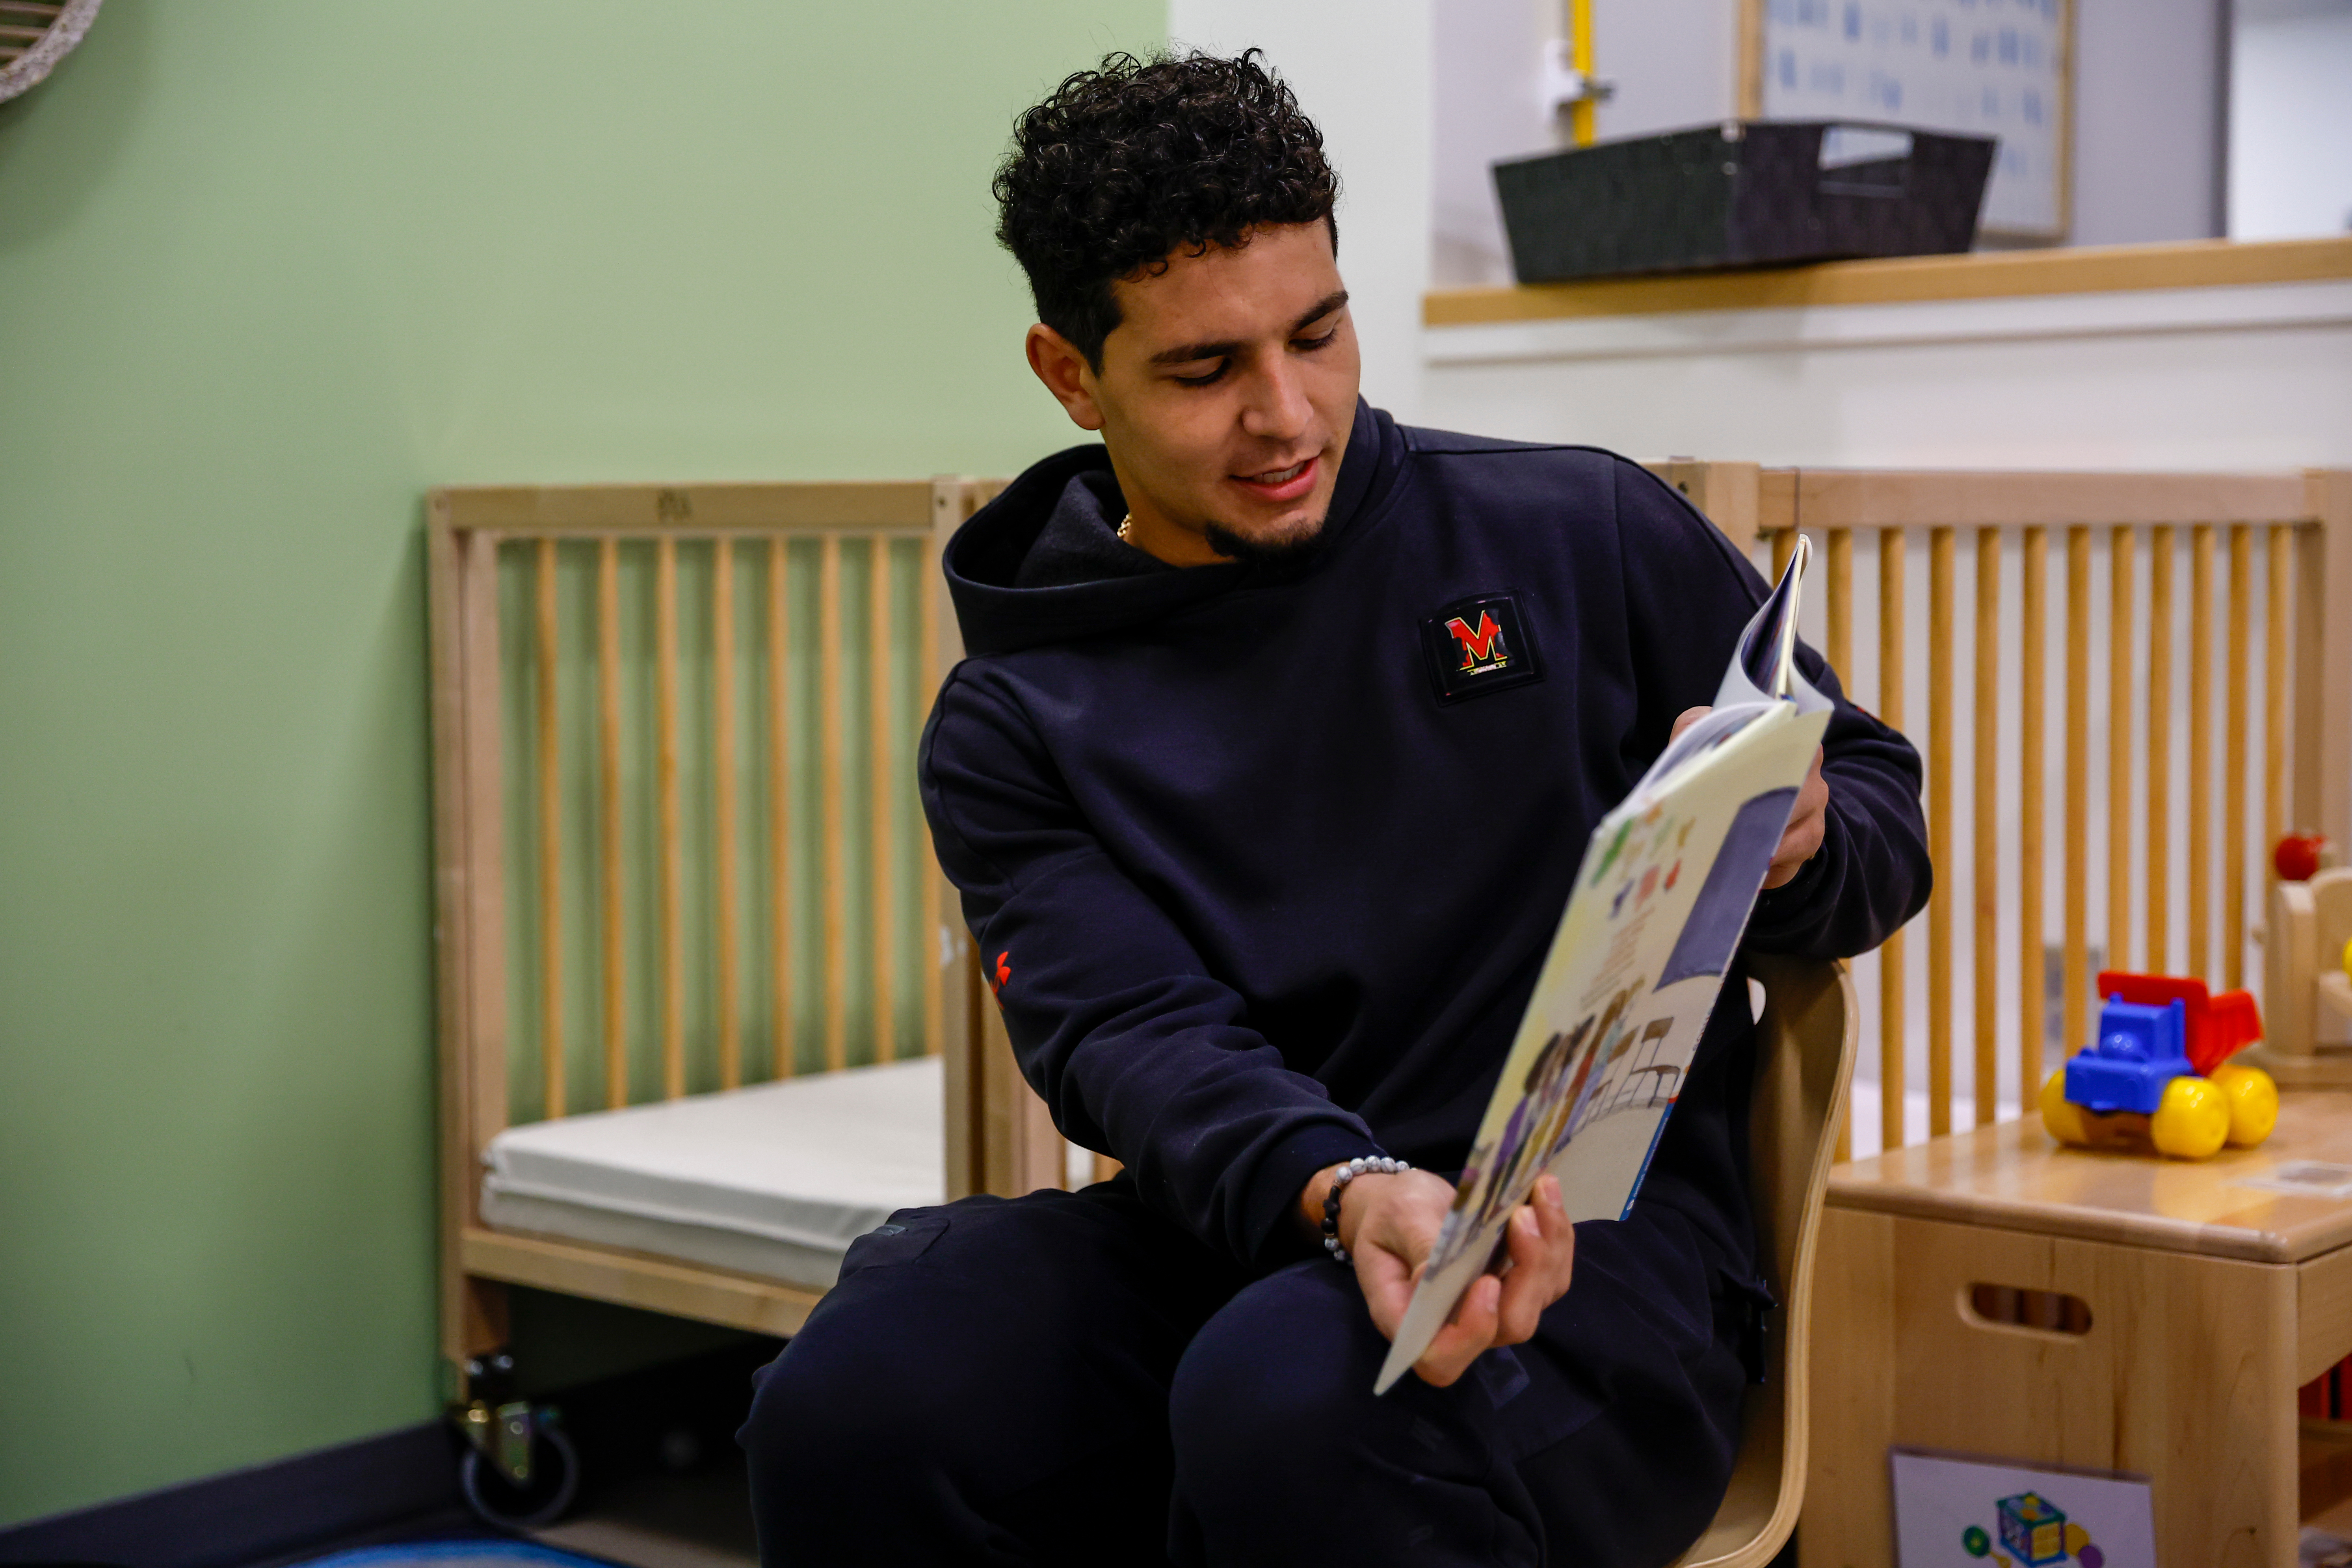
[2150,1076,2229,1159]
[2208,1062,2279,1147]
[2040,1070,2091,1146]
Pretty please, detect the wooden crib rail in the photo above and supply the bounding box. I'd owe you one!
[1682,466,2351,1159]
[428,479,990,1360]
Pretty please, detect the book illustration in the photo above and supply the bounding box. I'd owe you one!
[1376,539,1831,1394]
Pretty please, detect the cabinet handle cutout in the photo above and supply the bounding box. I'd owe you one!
[1962,1283,2092,1336]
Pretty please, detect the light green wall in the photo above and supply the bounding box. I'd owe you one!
[0,0,1159,1525]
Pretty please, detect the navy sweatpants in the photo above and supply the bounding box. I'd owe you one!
[738,1177,1750,1568]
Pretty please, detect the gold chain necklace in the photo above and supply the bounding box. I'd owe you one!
[1116,513,1134,544]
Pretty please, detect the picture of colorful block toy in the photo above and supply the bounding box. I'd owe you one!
[2039,971,2278,1160]
[1997,1491,2071,1567]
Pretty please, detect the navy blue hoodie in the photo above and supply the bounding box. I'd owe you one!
[919,401,1928,1280]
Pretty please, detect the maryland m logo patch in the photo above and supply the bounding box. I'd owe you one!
[1419,593,1545,705]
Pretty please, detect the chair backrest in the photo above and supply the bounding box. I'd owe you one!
[1670,954,1858,1568]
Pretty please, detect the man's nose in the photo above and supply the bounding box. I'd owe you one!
[1238,355,1313,445]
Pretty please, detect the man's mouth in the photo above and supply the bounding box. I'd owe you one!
[1231,456,1318,502]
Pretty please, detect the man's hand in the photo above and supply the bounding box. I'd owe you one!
[1671,705,1827,888]
[1298,1166,1576,1388]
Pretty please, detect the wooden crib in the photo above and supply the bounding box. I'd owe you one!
[427,478,1019,1398]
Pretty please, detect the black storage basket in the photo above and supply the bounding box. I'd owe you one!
[1493,120,1995,284]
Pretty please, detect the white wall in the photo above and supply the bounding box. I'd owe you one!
[1167,0,1436,421]
[2229,2,2352,240]
[2070,0,2228,244]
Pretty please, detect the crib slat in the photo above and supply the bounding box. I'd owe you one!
[2064,527,2090,1054]
[1927,527,1954,1137]
[768,539,793,1079]
[919,536,943,1061]
[1880,529,1906,1150]
[2019,528,2048,1119]
[820,534,848,1075]
[870,536,897,1065]
[2108,526,2134,976]
[1772,526,1797,584]
[2189,525,2215,980]
[1973,528,1998,1125]
[657,538,685,1100]
[1827,527,1853,1161]
[714,539,742,1092]
[2266,524,2291,889]
[2147,526,2174,972]
[597,539,626,1109]
[2226,525,2251,989]
[536,539,564,1121]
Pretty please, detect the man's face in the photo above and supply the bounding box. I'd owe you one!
[1029,221,1361,564]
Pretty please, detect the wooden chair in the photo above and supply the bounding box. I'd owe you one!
[1670,954,1858,1568]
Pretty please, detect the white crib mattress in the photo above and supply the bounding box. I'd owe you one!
[480,1055,943,1293]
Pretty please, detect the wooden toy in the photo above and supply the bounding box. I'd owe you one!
[2038,971,2276,1159]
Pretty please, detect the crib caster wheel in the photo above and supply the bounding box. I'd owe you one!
[458,1407,580,1529]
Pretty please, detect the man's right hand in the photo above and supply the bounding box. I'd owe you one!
[1302,1166,1577,1388]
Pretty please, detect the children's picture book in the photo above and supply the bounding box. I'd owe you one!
[1376,539,1834,1395]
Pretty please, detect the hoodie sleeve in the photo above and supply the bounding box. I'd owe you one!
[1611,460,1932,959]
[919,667,1385,1267]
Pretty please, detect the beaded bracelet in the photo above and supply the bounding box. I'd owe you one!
[1321,1155,1413,1264]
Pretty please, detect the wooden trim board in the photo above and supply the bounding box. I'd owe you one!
[460,1226,826,1340]
[1753,469,2311,531]
[1425,235,2352,327]
[437,480,936,534]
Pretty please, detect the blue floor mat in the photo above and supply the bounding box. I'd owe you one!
[283,1546,617,1568]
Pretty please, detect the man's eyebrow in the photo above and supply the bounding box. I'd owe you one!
[1146,290,1351,366]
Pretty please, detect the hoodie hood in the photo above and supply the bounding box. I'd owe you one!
[943,399,1403,657]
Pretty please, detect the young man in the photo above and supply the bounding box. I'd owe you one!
[740,51,1928,1568]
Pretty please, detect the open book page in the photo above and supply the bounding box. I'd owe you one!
[1374,542,1831,1395]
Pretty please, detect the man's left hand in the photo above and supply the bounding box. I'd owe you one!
[1670,705,1827,888]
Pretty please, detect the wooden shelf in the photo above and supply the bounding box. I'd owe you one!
[1425,236,2352,327]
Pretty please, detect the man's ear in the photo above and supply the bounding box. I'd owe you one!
[1025,324,1105,432]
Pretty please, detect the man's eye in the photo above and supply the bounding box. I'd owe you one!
[1172,362,1226,387]
[1295,327,1340,352]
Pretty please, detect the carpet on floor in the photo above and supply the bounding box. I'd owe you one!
[280,1547,617,1568]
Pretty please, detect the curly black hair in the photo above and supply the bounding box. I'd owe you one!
[993,50,1339,370]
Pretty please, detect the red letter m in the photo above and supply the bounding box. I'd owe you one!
[1445,612,1508,671]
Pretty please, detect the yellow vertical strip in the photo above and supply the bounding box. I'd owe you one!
[1569,0,1597,146]
[656,536,684,1100]
[869,537,898,1065]
[1880,529,1907,1151]
[1827,526,1853,1161]
[1927,528,1954,1138]
[1771,526,1797,585]
[2146,526,2173,973]
[2064,527,2090,1053]
[2189,525,2215,980]
[767,538,793,1079]
[597,539,625,1109]
[1972,528,1999,1125]
[820,534,848,1075]
[2225,525,2251,989]
[2018,528,2048,1118]
[713,539,741,1091]
[535,539,564,1121]
[2108,526,2134,977]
